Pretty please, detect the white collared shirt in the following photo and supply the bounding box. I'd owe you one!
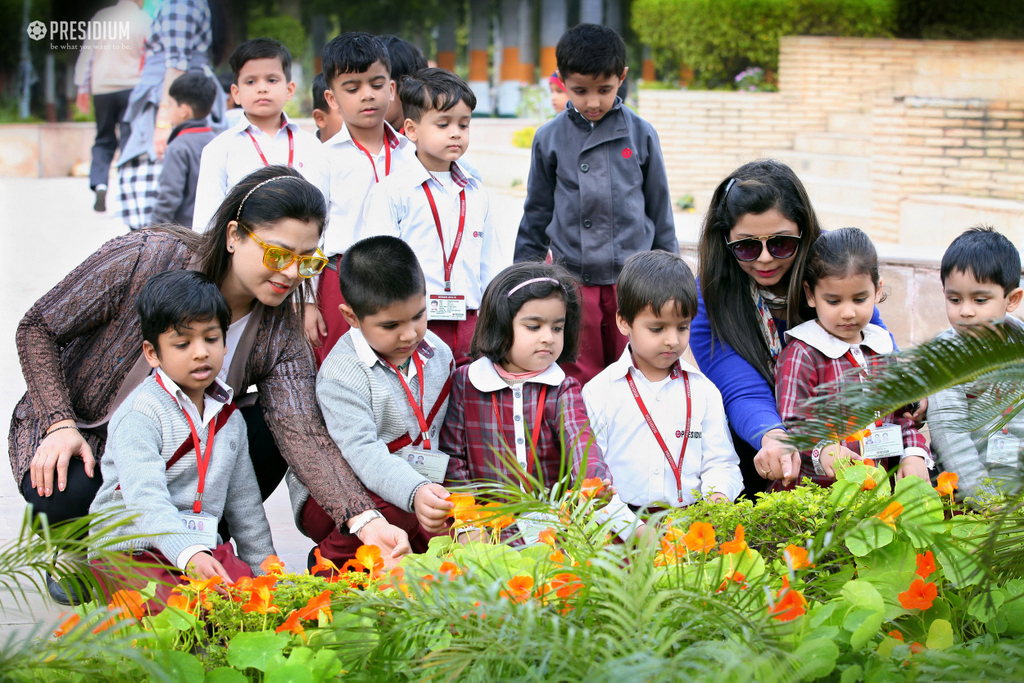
[193,112,331,232]
[349,327,424,383]
[359,159,508,310]
[582,347,744,507]
[154,368,234,429]
[322,122,415,257]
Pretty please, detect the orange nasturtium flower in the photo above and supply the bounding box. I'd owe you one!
[683,522,717,553]
[719,524,748,555]
[861,477,877,491]
[909,642,926,654]
[481,502,514,531]
[861,458,876,467]
[915,551,936,580]
[716,570,748,593]
[296,590,333,622]
[448,493,480,526]
[356,545,385,578]
[110,589,146,621]
[167,593,194,613]
[275,610,305,639]
[500,575,535,603]
[538,528,557,546]
[876,501,904,530]
[241,584,279,614]
[769,577,807,622]
[936,471,959,498]
[579,477,606,499]
[439,561,463,579]
[260,555,285,576]
[783,545,813,570]
[311,548,340,576]
[888,630,904,642]
[54,612,80,637]
[898,578,937,611]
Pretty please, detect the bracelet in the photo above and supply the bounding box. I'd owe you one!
[44,425,80,438]
[155,121,173,129]
[348,509,384,537]
[810,441,831,477]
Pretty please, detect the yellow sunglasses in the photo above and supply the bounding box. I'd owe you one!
[246,231,328,279]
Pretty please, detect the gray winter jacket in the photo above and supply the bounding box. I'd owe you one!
[151,118,215,228]
[514,100,678,285]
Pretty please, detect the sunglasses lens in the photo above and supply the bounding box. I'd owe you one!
[767,236,799,259]
[730,239,764,262]
[264,247,294,271]
[298,257,328,278]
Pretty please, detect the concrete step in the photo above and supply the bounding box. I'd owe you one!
[899,194,1024,248]
[765,149,871,183]
[817,207,872,231]
[827,112,873,136]
[799,174,873,210]
[794,132,870,156]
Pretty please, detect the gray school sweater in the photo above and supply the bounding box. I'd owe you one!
[928,316,1024,499]
[89,375,274,571]
[151,118,216,228]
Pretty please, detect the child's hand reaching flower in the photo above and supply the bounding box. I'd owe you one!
[186,551,233,593]
[896,456,929,482]
[818,444,863,478]
[414,483,455,533]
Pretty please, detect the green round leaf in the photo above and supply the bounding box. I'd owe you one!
[266,664,315,683]
[841,580,885,613]
[206,669,247,683]
[227,631,289,671]
[967,589,1006,622]
[925,618,954,650]
[793,638,839,680]
[845,518,895,556]
[148,650,204,683]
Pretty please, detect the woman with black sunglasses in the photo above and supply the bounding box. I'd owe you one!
[690,159,890,496]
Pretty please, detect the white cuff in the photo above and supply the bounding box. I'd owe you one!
[902,447,934,469]
[175,545,212,571]
[346,509,383,536]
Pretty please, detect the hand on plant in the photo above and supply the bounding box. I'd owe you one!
[594,479,619,506]
[31,420,95,497]
[819,445,863,478]
[754,429,801,484]
[456,528,484,545]
[901,397,928,428]
[707,493,728,504]
[187,551,233,591]
[414,483,454,533]
[895,456,929,482]
[303,303,326,348]
[357,518,411,568]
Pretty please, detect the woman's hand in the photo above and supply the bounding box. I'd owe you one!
[753,429,801,486]
[30,420,95,497]
[153,125,172,159]
[356,518,412,568]
[303,303,326,348]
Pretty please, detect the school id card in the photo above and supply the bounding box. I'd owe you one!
[180,511,218,548]
[515,511,558,546]
[988,434,1021,467]
[397,447,450,483]
[428,294,467,321]
[862,424,904,459]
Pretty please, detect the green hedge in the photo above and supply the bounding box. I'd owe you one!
[897,0,1024,39]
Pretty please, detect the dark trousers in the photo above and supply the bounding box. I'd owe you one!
[20,401,288,541]
[89,89,132,190]
[561,283,628,386]
[734,426,769,499]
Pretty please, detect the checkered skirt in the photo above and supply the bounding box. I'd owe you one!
[117,155,163,230]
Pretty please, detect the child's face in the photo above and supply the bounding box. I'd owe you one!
[503,295,566,374]
[224,218,322,308]
[166,95,193,128]
[341,293,428,366]
[325,61,394,132]
[944,268,1023,334]
[550,86,570,113]
[404,100,472,172]
[728,209,802,292]
[616,302,692,381]
[804,273,882,344]
[560,67,627,122]
[143,318,226,405]
[231,57,295,123]
[312,102,345,143]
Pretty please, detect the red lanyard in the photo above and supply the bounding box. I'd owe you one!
[245,126,294,168]
[492,385,548,475]
[352,137,391,183]
[178,126,212,136]
[155,374,216,514]
[422,181,467,291]
[625,368,691,503]
[382,353,432,449]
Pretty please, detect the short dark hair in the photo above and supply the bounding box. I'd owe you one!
[229,38,292,83]
[137,270,231,354]
[400,67,477,123]
[168,71,218,120]
[555,23,626,79]
[338,236,426,319]
[321,32,391,86]
[617,251,698,325]
[382,35,427,83]
[472,262,582,364]
[805,227,881,292]
[311,72,329,112]
[941,225,1022,295]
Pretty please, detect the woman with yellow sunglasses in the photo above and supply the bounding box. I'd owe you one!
[11,166,412,605]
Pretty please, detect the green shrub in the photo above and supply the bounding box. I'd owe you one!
[246,14,307,62]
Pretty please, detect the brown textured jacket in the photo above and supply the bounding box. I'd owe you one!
[9,229,373,525]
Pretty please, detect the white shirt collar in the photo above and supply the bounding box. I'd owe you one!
[405,157,478,191]
[230,111,296,137]
[323,120,402,149]
[349,328,436,378]
[785,320,893,359]
[467,357,565,392]
[155,368,233,428]
[603,344,700,383]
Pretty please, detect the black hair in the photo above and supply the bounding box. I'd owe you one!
[229,38,292,83]
[472,262,582,364]
[338,236,426,319]
[199,165,327,305]
[400,67,477,123]
[941,225,1022,296]
[697,159,823,383]
[311,72,329,112]
[805,227,882,293]
[555,23,626,79]
[382,35,428,82]
[137,270,231,354]
[217,71,234,94]
[321,32,391,86]
[617,251,698,325]
[168,71,218,120]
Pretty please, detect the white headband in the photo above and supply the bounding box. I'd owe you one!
[507,277,562,298]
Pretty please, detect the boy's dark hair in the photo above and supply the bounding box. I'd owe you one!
[168,71,218,120]
[472,262,582,364]
[229,38,292,83]
[805,227,881,292]
[400,68,477,123]
[321,32,391,85]
[137,270,231,353]
[311,72,329,112]
[216,71,233,94]
[338,236,426,319]
[555,23,626,79]
[617,251,698,325]
[382,35,427,83]
[941,226,1022,295]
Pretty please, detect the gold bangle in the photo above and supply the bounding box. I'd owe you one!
[155,121,172,129]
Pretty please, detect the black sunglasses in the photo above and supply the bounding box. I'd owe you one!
[726,234,802,262]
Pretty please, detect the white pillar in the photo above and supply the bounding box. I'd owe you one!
[519,0,535,83]
[539,0,566,82]
[497,0,521,116]
[468,0,492,114]
[579,0,602,25]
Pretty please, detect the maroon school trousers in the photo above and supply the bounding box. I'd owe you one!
[314,261,351,366]
[561,283,627,385]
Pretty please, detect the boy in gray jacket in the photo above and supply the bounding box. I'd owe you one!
[514,24,678,385]
[89,270,274,605]
[929,227,1024,500]
[150,72,218,228]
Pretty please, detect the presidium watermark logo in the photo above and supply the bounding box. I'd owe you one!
[27,20,133,50]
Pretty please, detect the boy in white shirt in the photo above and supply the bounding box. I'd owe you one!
[193,38,329,232]
[583,251,743,511]
[359,68,506,365]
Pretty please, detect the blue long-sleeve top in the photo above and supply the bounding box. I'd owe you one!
[690,282,888,450]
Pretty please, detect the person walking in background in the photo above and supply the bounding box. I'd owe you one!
[73,0,152,213]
